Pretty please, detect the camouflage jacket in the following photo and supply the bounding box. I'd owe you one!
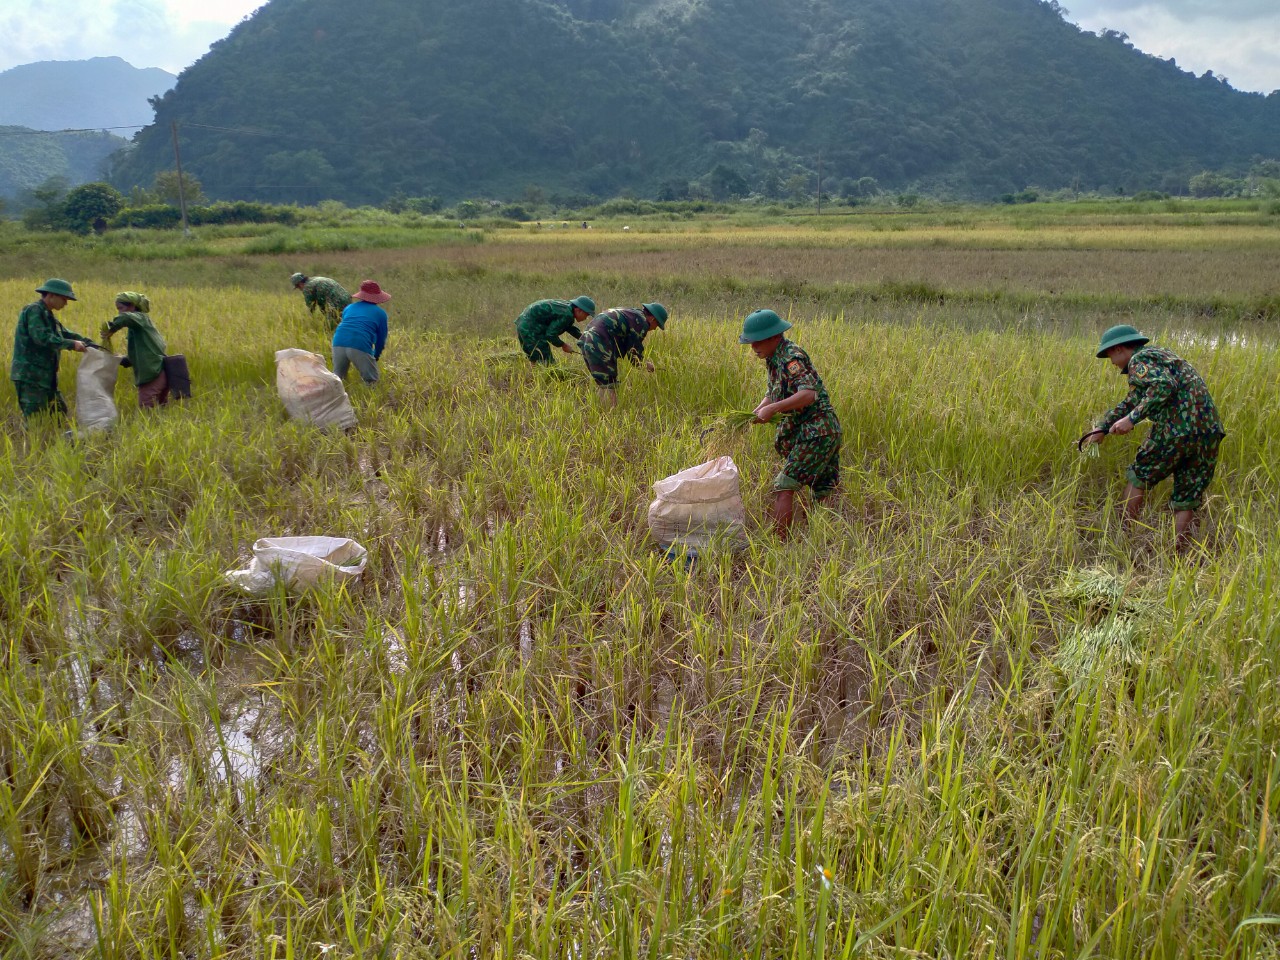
[10,300,89,386]
[1099,345,1224,440]
[302,277,352,318]
[583,308,648,363]
[515,299,583,345]
[106,311,167,386]
[766,338,841,446]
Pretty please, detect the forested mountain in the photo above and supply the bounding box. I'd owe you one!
[0,127,127,199]
[0,58,174,132]
[111,0,1280,203]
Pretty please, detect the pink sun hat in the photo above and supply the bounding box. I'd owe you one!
[352,280,391,303]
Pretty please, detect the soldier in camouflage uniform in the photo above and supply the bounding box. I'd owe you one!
[579,302,668,408]
[290,272,352,331]
[1083,324,1225,552]
[514,295,595,364]
[740,309,841,538]
[10,278,92,420]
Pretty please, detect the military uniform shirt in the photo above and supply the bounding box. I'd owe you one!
[766,338,841,446]
[583,308,648,364]
[107,311,167,386]
[302,277,352,318]
[515,299,583,346]
[10,300,88,387]
[1099,346,1224,441]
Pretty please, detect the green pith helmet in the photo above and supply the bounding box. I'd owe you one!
[739,309,791,344]
[289,272,307,287]
[1096,324,1149,358]
[642,302,668,329]
[36,278,77,300]
[570,295,596,315]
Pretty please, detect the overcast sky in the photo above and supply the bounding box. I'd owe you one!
[0,0,1276,93]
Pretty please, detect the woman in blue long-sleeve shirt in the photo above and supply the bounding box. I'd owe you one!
[332,280,390,384]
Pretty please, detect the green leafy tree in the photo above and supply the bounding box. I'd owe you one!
[61,181,125,233]
[707,164,749,200]
[784,174,811,202]
[21,176,71,230]
[153,169,206,206]
[1188,171,1242,198]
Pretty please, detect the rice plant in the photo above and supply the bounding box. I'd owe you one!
[0,211,1278,958]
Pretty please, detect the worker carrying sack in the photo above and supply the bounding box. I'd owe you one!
[75,346,120,433]
[226,536,367,594]
[275,348,356,430]
[647,456,747,550]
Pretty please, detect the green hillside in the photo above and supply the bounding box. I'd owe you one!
[0,126,128,200]
[111,0,1280,203]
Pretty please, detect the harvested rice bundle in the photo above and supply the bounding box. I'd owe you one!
[484,349,528,364]
[541,364,590,382]
[699,409,761,456]
[1057,617,1141,675]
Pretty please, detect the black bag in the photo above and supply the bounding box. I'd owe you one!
[163,354,192,399]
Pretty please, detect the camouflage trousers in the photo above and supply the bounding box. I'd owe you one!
[578,329,622,387]
[1127,432,1223,511]
[13,380,67,420]
[774,432,842,499]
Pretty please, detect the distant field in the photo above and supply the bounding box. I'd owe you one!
[2,207,1279,957]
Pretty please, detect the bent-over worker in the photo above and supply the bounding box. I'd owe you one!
[1083,324,1225,553]
[515,296,595,364]
[579,302,668,408]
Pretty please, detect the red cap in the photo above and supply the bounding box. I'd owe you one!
[352,280,391,303]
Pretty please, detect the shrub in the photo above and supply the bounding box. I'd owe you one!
[498,204,533,222]
[189,200,300,226]
[111,205,183,229]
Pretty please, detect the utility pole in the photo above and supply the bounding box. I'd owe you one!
[170,120,191,237]
[816,151,823,215]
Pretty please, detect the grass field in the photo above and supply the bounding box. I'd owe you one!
[2,205,1279,958]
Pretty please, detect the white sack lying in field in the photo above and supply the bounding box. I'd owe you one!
[75,347,120,433]
[275,348,356,430]
[648,456,747,550]
[226,536,368,594]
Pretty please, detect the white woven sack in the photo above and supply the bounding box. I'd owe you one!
[647,456,747,549]
[275,348,356,430]
[226,536,367,594]
[75,347,120,433]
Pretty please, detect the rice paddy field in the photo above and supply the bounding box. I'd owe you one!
[2,202,1279,958]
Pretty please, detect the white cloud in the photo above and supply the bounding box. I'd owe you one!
[1064,1,1280,92]
[0,0,262,73]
